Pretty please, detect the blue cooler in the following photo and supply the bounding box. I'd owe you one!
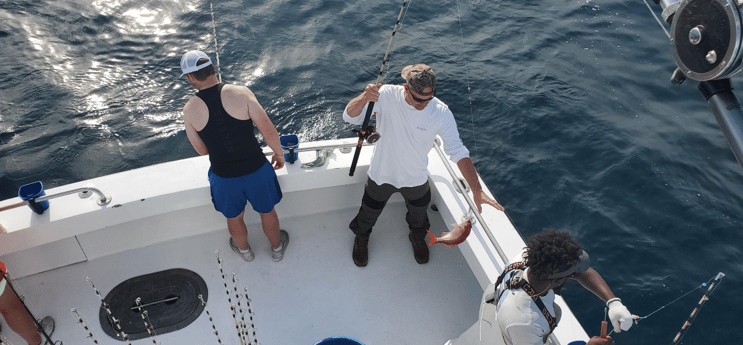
[18,181,49,214]
[313,336,364,345]
[280,134,299,164]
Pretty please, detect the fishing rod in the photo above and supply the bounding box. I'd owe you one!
[232,273,249,345]
[244,286,258,345]
[349,0,412,176]
[134,297,161,344]
[71,309,100,344]
[87,277,132,344]
[1,272,58,345]
[199,294,224,344]
[210,250,259,344]
[210,2,222,83]
[215,251,245,344]
[669,272,725,345]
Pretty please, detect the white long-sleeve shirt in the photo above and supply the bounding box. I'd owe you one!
[343,85,469,188]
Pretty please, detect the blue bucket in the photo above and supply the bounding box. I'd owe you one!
[18,181,49,214]
[313,336,365,345]
[280,134,299,164]
[567,341,587,345]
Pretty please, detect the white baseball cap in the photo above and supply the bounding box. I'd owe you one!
[180,50,213,77]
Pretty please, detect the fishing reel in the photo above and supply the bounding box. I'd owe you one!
[352,126,381,144]
[655,0,743,170]
[659,0,743,82]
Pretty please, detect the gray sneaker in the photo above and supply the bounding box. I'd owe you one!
[229,238,255,262]
[271,230,290,262]
[37,316,55,344]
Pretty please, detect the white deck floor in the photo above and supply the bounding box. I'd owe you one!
[2,200,483,345]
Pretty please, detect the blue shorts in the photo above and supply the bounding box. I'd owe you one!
[208,161,283,218]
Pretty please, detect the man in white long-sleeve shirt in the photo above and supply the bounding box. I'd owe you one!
[342,63,504,267]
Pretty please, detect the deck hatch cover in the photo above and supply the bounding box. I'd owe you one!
[99,268,208,340]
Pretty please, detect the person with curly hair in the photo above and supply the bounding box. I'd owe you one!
[446,228,634,345]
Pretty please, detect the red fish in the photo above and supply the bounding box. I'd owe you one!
[427,219,472,247]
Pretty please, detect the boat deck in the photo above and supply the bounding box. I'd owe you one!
[3,199,483,345]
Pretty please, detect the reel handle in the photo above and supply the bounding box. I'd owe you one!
[600,320,608,338]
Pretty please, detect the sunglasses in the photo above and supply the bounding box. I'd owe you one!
[407,86,435,103]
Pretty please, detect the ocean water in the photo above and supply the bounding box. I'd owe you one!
[1,0,740,344]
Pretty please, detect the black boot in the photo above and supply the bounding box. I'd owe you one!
[353,236,369,267]
[409,233,429,264]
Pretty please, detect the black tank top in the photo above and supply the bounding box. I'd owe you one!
[196,83,267,177]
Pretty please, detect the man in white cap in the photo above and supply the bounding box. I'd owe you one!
[180,50,289,262]
[342,63,504,267]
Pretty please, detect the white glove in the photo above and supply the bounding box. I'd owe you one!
[607,298,633,333]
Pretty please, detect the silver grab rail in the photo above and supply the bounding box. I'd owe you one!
[432,137,508,263]
[0,187,111,213]
[262,141,373,156]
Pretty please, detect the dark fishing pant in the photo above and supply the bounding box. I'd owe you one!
[349,177,431,240]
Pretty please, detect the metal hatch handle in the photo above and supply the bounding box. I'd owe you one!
[432,138,508,263]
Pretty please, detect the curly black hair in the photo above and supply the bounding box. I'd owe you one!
[524,228,582,280]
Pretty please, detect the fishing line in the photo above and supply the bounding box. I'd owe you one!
[454,0,479,161]
[641,0,670,39]
[210,2,223,83]
[449,0,515,233]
